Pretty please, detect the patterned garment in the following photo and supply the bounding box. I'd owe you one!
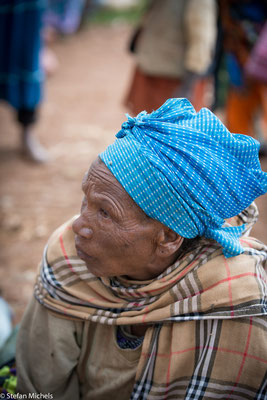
[116,326,144,350]
[34,203,267,399]
[100,98,267,258]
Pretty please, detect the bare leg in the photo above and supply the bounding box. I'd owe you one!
[18,108,49,163]
[21,125,49,163]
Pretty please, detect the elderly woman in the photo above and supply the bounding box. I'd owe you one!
[16,99,267,399]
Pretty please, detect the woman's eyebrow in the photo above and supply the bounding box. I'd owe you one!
[93,192,124,215]
[92,192,114,206]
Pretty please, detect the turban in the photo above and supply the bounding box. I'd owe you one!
[100,98,267,258]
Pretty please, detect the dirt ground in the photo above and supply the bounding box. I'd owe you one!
[0,24,266,325]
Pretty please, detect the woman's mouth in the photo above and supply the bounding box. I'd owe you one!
[75,241,93,263]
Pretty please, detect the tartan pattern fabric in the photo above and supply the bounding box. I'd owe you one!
[134,318,267,400]
[33,203,267,399]
[100,98,267,258]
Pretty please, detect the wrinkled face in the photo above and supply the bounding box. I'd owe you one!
[72,158,161,280]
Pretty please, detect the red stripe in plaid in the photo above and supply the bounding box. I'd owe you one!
[142,306,150,323]
[165,271,263,303]
[197,272,263,295]
[164,327,176,400]
[223,257,234,317]
[148,246,212,293]
[211,346,267,364]
[141,342,266,364]
[240,238,253,248]
[60,235,113,303]
[227,317,253,399]
[146,270,265,305]
[63,303,73,315]
[60,233,75,273]
[58,237,112,303]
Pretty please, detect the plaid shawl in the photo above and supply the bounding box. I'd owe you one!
[34,204,267,399]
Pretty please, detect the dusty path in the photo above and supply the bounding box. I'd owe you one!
[0,24,266,323]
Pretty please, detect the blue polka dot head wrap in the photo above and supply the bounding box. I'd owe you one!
[100,98,267,258]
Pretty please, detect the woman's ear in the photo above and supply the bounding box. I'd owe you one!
[156,227,184,258]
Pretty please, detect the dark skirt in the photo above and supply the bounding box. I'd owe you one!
[0,0,45,111]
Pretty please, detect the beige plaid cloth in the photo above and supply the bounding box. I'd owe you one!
[35,204,267,399]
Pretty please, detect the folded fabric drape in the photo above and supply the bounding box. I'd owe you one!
[34,203,267,399]
[100,98,267,258]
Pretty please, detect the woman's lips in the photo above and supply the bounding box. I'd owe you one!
[75,241,93,263]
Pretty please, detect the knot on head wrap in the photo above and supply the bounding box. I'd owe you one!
[117,111,147,138]
[100,98,267,258]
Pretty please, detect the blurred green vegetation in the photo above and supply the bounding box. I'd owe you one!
[88,0,148,25]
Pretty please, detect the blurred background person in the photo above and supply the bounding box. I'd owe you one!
[0,0,49,163]
[43,0,93,36]
[41,0,96,77]
[42,0,98,74]
[220,0,267,156]
[124,0,217,115]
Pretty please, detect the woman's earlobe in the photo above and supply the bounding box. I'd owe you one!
[165,234,184,255]
[156,228,184,256]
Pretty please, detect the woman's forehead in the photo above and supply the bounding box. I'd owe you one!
[83,158,149,220]
[83,158,119,188]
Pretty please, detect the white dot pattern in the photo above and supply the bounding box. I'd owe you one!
[100,98,267,258]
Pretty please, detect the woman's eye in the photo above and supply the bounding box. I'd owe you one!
[99,208,109,218]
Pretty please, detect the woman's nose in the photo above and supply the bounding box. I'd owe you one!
[72,216,93,239]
